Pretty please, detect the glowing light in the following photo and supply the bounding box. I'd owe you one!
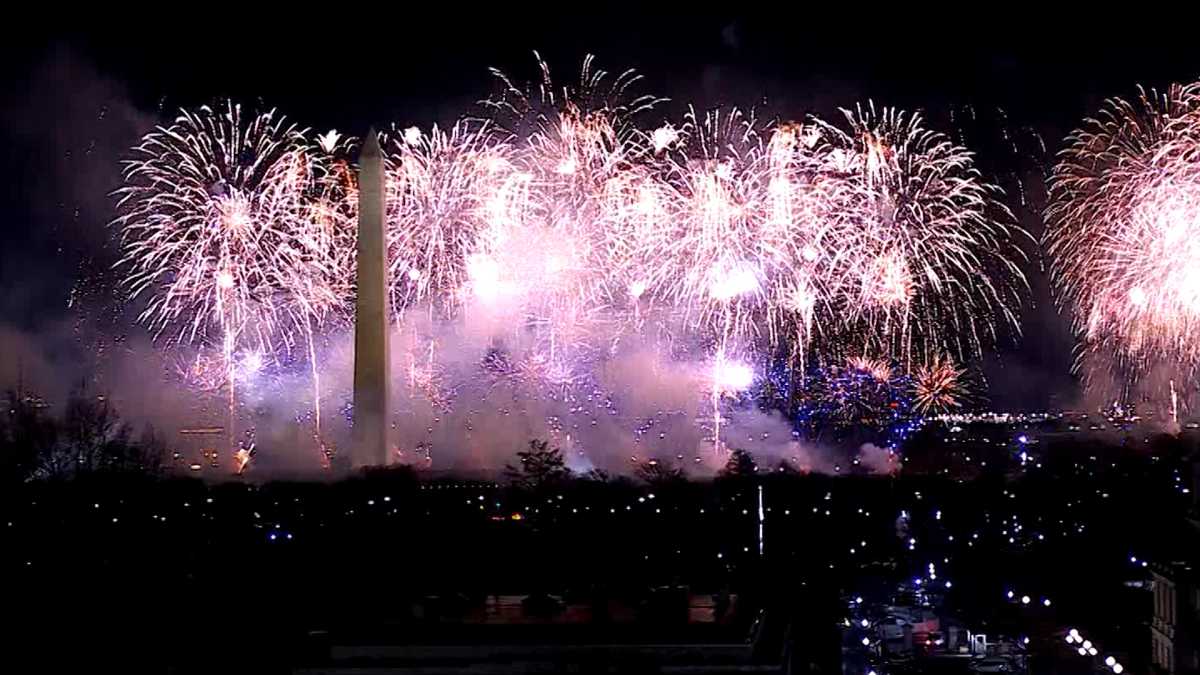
[652,124,679,152]
[712,358,754,392]
[316,129,341,153]
[708,264,759,301]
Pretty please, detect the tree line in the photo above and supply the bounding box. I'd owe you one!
[0,389,166,483]
[1,386,773,488]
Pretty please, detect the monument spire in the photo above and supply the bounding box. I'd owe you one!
[353,128,390,466]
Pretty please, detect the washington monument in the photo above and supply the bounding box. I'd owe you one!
[353,129,389,466]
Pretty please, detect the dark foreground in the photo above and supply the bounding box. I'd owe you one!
[2,435,1198,674]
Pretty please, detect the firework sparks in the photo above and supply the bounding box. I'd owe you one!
[382,120,516,319]
[113,102,316,349]
[113,101,340,465]
[1047,82,1200,388]
[233,445,255,474]
[816,104,1028,367]
[912,354,966,415]
[110,57,1029,470]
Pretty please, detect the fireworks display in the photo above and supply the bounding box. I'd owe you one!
[110,55,1032,472]
[1047,83,1200,396]
[113,102,318,352]
[814,105,1028,366]
[790,358,917,451]
[912,354,967,415]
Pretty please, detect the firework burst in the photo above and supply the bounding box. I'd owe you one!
[815,104,1028,368]
[1047,82,1200,386]
[911,353,967,414]
[113,102,318,353]
[109,59,1034,470]
[113,101,338,458]
[383,121,516,319]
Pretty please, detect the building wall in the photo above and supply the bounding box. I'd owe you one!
[1152,564,1200,675]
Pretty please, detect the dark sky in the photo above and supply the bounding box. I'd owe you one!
[3,12,1200,409]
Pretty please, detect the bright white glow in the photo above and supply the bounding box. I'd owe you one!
[467,254,502,303]
[709,264,759,301]
[712,358,754,391]
[241,352,263,374]
[1128,286,1147,307]
[316,129,341,153]
[652,124,679,152]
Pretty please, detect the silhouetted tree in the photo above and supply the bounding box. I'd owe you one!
[1,390,57,483]
[133,426,167,476]
[635,459,686,487]
[719,448,758,478]
[771,459,800,476]
[505,439,570,492]
[42,391,138,478]
[2,388,166,482]
[580,468,612,483]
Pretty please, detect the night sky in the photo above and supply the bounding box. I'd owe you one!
[4,13,1200,409]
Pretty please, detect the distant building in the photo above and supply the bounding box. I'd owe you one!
[1152,560,1199,674]
[177,427,225,470]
